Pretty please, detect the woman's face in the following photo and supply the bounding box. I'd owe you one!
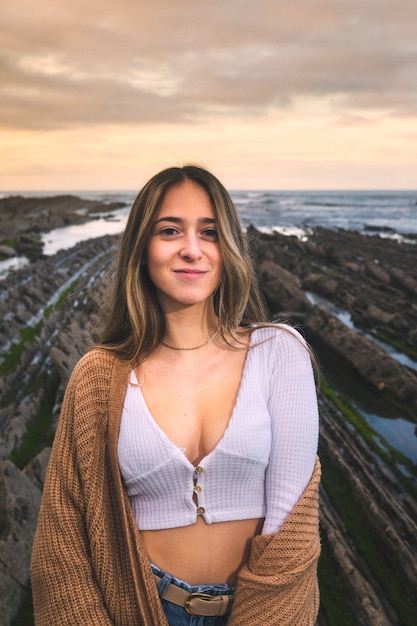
[146,180,224,312]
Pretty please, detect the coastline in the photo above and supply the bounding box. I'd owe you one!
[1,194,417,624]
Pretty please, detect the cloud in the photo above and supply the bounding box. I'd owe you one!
[1,0,417,131]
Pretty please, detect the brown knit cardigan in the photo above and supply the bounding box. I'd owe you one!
[31,348,321,625]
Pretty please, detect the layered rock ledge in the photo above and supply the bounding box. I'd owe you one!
[1,201,416,625]
[0,194,126,261]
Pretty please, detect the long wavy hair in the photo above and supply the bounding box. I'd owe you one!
[97,164,270,365]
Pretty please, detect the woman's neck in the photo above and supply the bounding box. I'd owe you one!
[162,308,219,352]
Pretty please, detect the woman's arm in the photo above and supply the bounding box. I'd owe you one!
[228,457,321,625]
[31,368,113,625]
[262,327,319,535]
[227,327,321,625]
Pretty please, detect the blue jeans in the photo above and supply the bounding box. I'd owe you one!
[150,562,235,626]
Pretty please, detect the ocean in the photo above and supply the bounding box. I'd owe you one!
[234,189,417,239]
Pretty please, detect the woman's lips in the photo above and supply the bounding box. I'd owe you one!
[173,269,207,279]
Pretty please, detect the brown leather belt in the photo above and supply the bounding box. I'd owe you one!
[153,574,235,616]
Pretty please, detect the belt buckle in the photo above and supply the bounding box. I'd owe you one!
[184,592,215,615]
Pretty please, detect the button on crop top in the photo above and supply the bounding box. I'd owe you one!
[117,326,319,534]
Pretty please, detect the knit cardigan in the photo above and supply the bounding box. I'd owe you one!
[31,348,321,625]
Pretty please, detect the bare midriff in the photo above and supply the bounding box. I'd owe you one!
[142,516,264,586]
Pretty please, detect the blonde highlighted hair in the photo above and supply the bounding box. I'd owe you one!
[97,165,270,364]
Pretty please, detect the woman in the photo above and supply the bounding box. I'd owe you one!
[31,165,320,625]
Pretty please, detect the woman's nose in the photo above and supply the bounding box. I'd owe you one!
[179,232,203,260]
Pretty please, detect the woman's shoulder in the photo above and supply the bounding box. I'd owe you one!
[249,323,311,364]
[76,346,116,368]
[69,347,123,385]
[250,322,306,345]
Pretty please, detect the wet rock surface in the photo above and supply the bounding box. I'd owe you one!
[252,226,417,624]
[1,209,417,624]
[0,194,126,261]
[260,226,417,348]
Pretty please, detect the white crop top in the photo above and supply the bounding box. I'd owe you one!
[118,326,319,534]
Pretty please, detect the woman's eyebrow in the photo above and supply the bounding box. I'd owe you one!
[153,216,217,225]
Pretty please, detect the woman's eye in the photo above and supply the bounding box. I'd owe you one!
[202,229,218,240]
[160,227,179,236]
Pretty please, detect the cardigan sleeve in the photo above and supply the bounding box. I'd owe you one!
[31,364,114,625]
[262,328,319,535]
[227,457,321,626]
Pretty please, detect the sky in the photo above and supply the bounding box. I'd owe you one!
[1,0,417,191]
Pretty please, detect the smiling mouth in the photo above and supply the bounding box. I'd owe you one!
[173,269,207,278]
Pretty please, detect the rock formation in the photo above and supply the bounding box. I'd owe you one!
[1,201,416,625]
[252,226,417,625]
[0,194,126,261]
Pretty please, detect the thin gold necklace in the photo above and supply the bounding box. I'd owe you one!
[161,328,219,351]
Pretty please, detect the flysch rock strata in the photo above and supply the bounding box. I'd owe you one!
[1,207,417,624]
